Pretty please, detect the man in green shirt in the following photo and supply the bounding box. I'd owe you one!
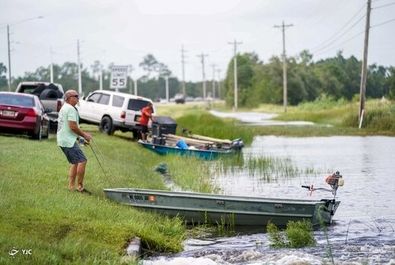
[57,90,92,193]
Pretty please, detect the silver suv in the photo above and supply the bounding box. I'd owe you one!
[78,90,154,138]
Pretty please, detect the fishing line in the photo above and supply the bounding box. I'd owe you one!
[91,140,107,165]
[88,141,108,179]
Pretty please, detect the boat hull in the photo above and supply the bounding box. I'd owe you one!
[139,141,236,160]
[104,188,340,227]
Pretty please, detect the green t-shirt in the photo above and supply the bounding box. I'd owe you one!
[57,103,79,147]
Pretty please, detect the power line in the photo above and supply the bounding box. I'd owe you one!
[314,30,365,57]
[312,14,366,54]
[373,1,395,9]
[310,3,366,52]
[371,18,395,28]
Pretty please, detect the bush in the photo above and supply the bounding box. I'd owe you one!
[286,220,316,248]
[267,222,287,248]
[267,220,316,248]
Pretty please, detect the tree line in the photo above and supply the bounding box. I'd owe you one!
[223,50,395,107]
[1,50,394,105]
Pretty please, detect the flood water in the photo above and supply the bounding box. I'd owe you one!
[143,134,395,264]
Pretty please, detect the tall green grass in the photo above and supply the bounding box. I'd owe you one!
[267,220,316,248]
[0,128,211,264]
[211,156,320,182]
[161,100,394,142]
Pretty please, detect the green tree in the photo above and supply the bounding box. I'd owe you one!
[367,64,387,98]
[224,53,259,107]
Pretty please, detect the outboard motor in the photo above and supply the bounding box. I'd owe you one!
[302,171,344,198]
[325,171,344,195]
[231,138,244,150]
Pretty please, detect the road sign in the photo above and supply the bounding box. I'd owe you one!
[110,65,128,89]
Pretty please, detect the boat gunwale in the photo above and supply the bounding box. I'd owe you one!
[115,203,315,218]
[103,188,338,205]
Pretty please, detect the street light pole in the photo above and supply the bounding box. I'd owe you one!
[5,16,44,91]
[7,24,12,91]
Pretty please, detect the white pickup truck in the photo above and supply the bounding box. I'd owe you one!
[16,82,64,131]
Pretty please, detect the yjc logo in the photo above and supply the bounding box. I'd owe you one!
[8,247,32,257]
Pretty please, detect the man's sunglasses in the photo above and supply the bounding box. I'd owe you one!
[70,95,79,99]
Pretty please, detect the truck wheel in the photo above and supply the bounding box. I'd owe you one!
[100,116,114,135]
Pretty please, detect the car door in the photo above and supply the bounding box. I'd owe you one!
[110,95,125,124]
[94,93,111,121]
[79,92,102,122]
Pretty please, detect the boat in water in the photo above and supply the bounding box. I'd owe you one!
[139,116,244,160]
[104,172,343,228]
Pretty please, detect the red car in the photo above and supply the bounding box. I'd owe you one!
[0,92,49,140]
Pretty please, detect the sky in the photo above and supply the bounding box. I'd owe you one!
[0,0,394,83]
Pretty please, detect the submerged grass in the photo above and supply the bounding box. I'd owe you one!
[0,127,212,264]
[211,155,320,183]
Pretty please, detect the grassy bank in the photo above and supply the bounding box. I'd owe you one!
[155,98,395,143]
[0,128,211,264]
[258,97,395,133]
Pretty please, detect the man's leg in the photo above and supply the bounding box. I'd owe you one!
[76,161,87,191]
[68,164,77,191]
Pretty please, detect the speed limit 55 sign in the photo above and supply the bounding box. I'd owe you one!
[110,65,128,89]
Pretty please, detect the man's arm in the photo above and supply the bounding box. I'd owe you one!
[69,121,92,141]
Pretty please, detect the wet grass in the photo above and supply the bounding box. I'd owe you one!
[0,127,212,264]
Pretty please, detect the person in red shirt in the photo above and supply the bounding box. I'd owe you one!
[140,102,154,140]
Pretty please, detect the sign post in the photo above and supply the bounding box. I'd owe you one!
[110,65,128,91]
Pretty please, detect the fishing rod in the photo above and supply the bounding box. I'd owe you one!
[79,137,108,179]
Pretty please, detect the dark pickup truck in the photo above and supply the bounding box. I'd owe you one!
[16,82,64,132]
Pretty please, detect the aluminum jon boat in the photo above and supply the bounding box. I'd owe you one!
[104,172,344,227]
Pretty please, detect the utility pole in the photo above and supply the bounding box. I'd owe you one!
[5,16,43,91]
[359,0,372,127]
[50,47,54,83]
[274,21,293,112]
[77,39,82,95]
[181,45,187,96]
[128,65,134,94]
[7,25,12,91]
[228,39,242,110]
[216,69,222,99]
[134,79,138,96]
[165,76,169,102]
[99,69,103,90]
[197,53,208,100]
[211,64,216,99]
